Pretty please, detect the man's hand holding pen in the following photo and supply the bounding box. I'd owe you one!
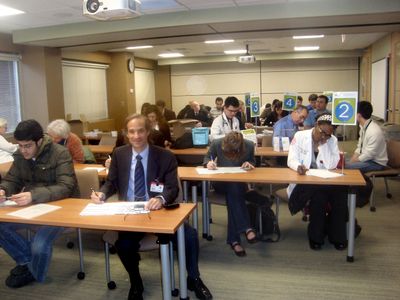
[297,164,307,175]
[0,188,32,206]
[90,188,105,204]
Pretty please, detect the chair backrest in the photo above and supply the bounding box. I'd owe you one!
[75,169,100,198]
[387,139,400,169]
[262,135,273,147]
[99,135,117,146]
[82,146,97,164]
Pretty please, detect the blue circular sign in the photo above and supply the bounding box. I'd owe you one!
[252,101,259,113]
[284,97,295,109]
[335,101,354,122]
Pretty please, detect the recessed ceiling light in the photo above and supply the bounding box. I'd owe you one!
[205,39,234,44]
[224,49,247,55]
[126,45,153,50]
[293,35,325,39]
[0,4,24,17]
[294,46,320,51]
[158,53,184,58]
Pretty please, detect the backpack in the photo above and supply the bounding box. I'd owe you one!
[245,190,281,242]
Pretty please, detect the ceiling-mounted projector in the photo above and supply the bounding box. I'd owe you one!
[238,44,256,64]
[83,0,141,21]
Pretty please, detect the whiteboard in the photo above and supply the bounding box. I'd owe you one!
[371,58,388,120]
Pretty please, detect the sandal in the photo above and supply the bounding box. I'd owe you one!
[245,229,258,244]
[230,242,246,257]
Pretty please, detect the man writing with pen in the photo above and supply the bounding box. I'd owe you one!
[0,119,79,288]
[90,114,212,300]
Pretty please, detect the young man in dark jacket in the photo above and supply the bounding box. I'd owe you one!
[0,119,79,288]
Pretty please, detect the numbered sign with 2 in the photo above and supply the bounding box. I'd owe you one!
[332,92,358,125]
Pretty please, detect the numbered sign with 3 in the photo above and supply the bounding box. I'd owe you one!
[332,92,358,125]
[250,94,260,118]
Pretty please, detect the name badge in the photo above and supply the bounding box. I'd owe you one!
[150,181,164,193]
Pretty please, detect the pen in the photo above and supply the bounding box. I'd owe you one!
[90,187,99,197]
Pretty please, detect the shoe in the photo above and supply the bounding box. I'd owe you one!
[333,242,347,251]
[245,229,258,244]
[230,242,246,257]
[5,269,35,288]
[10,265,29,276]
[128,287,143,300]
[188,277,213,300]
[308,239,322,251]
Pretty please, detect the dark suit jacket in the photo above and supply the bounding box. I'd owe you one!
[100,144,179,204]
[185,109,213,127]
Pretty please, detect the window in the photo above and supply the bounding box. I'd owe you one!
[62,60,109,121]
[0,53,22,132]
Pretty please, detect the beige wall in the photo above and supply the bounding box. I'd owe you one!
[171,58,359,113]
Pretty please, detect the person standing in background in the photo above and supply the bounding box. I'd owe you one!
[0,118,18,163]
[156,99,176,121]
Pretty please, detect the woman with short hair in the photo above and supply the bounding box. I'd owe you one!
[47,119,84,163]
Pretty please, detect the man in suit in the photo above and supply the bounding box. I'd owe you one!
[185,101,213,127]
[91,114,212,300]
[156,99,176,121]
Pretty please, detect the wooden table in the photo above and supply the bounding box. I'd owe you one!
[0,199,196,300]
[178,167,365,262]
[169,146,287,157]
[87,145,114,155]
[0,162,108,180]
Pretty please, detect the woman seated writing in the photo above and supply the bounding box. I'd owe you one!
[204,131,257,257]
[286,113,347,251]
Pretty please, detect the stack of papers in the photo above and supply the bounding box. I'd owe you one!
[83,167,106,172]
[80,202,149,216]
[7,204,61,219]
[0,200,18,207]
[196,167,247,175]
[306,169,344,179]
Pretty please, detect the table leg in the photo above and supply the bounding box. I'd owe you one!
[201,180,212,240]
[160,239,172,300]
[177,224,188,300]
[347,191,356,262]
[191,185,198,230]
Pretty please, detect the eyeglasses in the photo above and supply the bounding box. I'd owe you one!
[18,142,36,150]
[225,108,239,114]
[317,126,332,139]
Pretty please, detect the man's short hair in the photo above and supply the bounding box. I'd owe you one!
[295,105,308,113]
[318,95,329,104]
[308,94,318,102]
[14,119,44,142]
[156,99,166,108]
[358,101,373,119]
[297,95,303,102]
[215,97,223,104]
[124,113,151,132]
[47,119,71,139]
[224,96,240,108]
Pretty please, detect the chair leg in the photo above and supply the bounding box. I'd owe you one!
[77,228,85,280]
[384,178,392,198]
[370,175,376,212]
[104,241,116,290]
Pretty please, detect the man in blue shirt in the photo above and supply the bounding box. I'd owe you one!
[273,105,308,140]
[304,95,330,129]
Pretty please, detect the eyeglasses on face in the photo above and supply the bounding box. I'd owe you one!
[317,126,332,138]
[18,142,36,150]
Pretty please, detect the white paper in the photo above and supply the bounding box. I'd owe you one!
[281,137,290,151]
[7,204,61,219]
[306,169,344,179]
[273,137,280,152]
[80,202,149,216]
[0,200,18,207]
[241,129,257,144]
[196,167,247,175]
[83,167,106,172]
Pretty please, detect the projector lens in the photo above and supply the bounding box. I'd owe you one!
[87,0,100,13]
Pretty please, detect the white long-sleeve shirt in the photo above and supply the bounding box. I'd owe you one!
[0,135,18,163]
[354,119,388,166]
[286,128,340,197]
[209,112,240,141]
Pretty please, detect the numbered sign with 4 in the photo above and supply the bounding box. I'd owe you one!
[283,93,297,111]
[332,92,358,125]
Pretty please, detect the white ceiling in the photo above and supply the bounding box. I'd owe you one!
[1,0,400,62]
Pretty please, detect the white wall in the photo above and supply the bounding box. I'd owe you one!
[171,57,359,113]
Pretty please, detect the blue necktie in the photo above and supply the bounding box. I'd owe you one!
[134,154,146,201]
